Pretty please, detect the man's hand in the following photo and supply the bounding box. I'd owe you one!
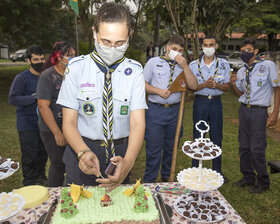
[205,77,216,89]
[54,132,67,146]
[96,156,129,192]
[78,151,101,176]
[230,74,237,86]
[158,89,171,99]
[175,54,187,68]
[267,113,278,127]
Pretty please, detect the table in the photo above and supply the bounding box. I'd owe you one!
[6,182,246,224]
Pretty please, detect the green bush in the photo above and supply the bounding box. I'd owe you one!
[125,48,145,65]
[78,41,93,56]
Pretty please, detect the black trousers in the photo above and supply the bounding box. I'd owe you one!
[40,131,65,187]
[63,137,129,186]
[18,131,48,186]
[238,105,270,187]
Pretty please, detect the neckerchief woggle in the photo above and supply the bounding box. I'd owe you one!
[196,56,219,82]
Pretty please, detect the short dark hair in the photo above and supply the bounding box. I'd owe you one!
[168,34,185,48]
[204,35,217,43]
[241,38,258,49]
[93,3,131,34]
[26,45,44,60]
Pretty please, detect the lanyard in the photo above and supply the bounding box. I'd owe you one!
[196,57,219,82]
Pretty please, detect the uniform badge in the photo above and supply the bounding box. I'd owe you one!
[124,68,132,76]
[120,105,128,115]
[220,62,226,70]
[83,103,95,116]
[179,79,186,88]
[257,80,262,87]
[258,65,266,73]
[273,79,279,84]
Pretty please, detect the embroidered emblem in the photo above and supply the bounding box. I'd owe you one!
[258,65,265,73]
[124,68,132,76]
[196,73,200,77]
[80,83,95,88]
[179,79,186,88]
[257,81,262,87]
[120,105,128,115]
[82,103,95,116]
[273,79,279,84]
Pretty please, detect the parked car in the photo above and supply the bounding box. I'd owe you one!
[226,51,244,72]
[10,49,27,62]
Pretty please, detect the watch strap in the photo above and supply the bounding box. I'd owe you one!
[77,149,91,160]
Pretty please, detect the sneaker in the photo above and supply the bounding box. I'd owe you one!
[249,185,269,194]
[232,179,255,188]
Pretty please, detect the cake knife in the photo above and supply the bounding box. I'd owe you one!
[42,198,58,224]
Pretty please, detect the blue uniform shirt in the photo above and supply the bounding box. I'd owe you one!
[9,70,39,131]
[144,56,183,104]
[236,60,279,107]
[190,56,230,96]
[57,54,147,140]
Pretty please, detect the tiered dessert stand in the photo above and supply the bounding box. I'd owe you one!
[174,120,229,223]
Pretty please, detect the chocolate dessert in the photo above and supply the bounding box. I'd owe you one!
[199,204,207,209]
[201,214,208,220]
[0,168,8,173]
[198,143,205,147]
[210,151,217,156]
[194,153,202,158]
[204,153,211,157]
[183,211,190,217]
[191,213,198,219]
[0,158,8,165]
[203,146,210,151]
[11,163,18,169]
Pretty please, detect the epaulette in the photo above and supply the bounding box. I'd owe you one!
[68,55,86,65]
[127,58,143,68]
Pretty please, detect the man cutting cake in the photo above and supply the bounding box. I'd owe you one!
[57,2,147,191]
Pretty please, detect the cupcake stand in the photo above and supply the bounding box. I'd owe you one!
[174,120,228,223]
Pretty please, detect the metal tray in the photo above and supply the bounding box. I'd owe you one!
[152,192,173,224]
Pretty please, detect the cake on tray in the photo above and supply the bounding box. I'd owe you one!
[51,185,160,224]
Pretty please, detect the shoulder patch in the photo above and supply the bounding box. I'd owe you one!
[68,55,86,65]
[127,59,143,68]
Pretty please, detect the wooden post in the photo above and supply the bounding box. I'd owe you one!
[167,72,187,182]
[168,90,185,182]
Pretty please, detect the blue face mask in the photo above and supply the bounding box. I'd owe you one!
[240,52,255,64]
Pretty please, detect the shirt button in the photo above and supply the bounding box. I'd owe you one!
[124,99,127,102]
[86,97,89,100]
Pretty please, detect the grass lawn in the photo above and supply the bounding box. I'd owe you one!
[0,65,280,224]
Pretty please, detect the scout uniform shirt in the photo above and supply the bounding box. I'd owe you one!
[236,60,279,107]
[57,54,148,140]
[144,56,183,104]
[190,56,230,96]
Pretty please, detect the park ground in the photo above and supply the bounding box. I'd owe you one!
[0,65,280,224]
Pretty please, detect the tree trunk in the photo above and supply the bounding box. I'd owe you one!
[154,10,160,56]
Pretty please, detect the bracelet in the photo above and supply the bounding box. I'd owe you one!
[77,149,91,160]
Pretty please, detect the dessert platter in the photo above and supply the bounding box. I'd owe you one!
[0,192,25,222]
[174,120,228,223]
[0,157,19,180]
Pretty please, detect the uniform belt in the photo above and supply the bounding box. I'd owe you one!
[149,101,180,108]
[241,103,268,109]
[196,95,221,100]
[85,137,128,146]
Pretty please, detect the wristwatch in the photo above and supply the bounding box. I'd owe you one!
[77,149,91,160]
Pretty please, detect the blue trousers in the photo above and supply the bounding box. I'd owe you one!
[144,102,181,183]
[192,96,223,174]
[238,105,270,187]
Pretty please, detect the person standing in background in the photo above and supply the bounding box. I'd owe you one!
[146,42,155,62]
[189,35,230,183]
[143,34,198,183]
[9,45,48,186]
[36,42,76,187]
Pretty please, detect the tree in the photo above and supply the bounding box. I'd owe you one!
[235,0,280,51]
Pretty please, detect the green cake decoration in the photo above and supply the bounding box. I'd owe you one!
[60,188,78,218]
[134,185,149,213]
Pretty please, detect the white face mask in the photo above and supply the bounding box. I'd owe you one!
[94,36,129,66]
[203,47,216,57]
[168,50,182,60]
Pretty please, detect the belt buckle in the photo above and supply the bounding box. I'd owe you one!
[208,95,213,100]
[164,104,169,108]
[246,104,251,108]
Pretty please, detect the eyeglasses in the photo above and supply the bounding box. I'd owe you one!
[240,48,254,54]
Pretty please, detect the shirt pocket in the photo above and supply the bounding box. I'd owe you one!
[155,67,169,79]
[77,89,101,118]
[214,74,225,83]
[252,74,268,88]
[113,92,131,119]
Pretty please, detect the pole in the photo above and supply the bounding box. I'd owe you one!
[168,91,186,182]
[75,14,79,55]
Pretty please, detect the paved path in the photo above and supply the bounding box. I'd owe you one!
[0,61,28,67]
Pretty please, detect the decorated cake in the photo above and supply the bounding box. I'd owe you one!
[51,183,160,224]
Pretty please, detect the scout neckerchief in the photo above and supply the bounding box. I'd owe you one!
[244,57,263,104]
[160,56,177,88]
[196,57,219,82]
[90,49,125,162]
